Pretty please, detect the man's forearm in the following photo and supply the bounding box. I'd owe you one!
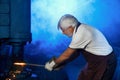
[55,47,78,64]
[45,48,80,71]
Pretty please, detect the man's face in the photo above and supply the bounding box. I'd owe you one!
[61,26,74,37]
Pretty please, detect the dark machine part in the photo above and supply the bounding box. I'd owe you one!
[10,0,31,61]
[0,0,32,79]
[0,0,31,60]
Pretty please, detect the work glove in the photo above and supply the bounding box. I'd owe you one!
[45,57,56,71]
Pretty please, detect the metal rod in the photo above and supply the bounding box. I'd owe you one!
[26,63,44,67]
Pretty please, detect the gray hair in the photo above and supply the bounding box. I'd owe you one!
[58,14,79,30]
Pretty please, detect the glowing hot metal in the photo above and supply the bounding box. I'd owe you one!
[14,62,44,67]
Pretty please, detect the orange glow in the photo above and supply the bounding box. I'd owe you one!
[14,62,44,67]
[14,62,26,66]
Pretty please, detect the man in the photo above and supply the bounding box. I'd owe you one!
[45,14,117,80]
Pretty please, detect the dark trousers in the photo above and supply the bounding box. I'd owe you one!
[78,51,117,80]
[101,52,117,80]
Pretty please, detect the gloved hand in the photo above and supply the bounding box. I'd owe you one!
[45,57,56,71]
